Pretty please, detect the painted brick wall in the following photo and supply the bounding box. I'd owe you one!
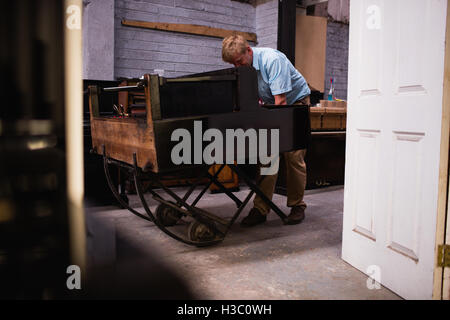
[114,0,256,79]
[255,0,278,49]
[324,21,349,100]
[83,0,115,80]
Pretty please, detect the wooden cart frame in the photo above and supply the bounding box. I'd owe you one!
[88,68,310,246]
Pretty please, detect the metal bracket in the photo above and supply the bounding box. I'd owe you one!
[437,245,450,267]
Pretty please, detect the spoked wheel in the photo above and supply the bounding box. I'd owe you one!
[188,220,219,244]
[155,203,183,227]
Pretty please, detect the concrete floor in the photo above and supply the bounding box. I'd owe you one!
[85,185,401,300]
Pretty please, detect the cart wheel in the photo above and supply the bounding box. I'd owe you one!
[156,203,182,227]
[188,221,217,243]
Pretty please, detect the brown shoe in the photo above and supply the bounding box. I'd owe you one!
[286,206,305,225]
[241,208,267,227]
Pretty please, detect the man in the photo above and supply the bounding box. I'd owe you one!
[222,34,311,227]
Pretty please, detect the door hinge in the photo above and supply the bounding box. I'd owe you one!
[437,245,450,267]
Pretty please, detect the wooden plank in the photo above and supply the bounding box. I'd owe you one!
[88,85,100,119]
[91,117,158,172]
[433,0,450,301]
[295,15,327,92]
[319,99,347,108]
[149,74,161,120]
[122,19,257,43]
[309,107,323,130]
[321,113,345,130]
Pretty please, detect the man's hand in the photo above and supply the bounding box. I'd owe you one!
[274,93,287,105]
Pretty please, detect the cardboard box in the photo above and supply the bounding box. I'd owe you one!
[319,100,347,109]
[310,103,347,131]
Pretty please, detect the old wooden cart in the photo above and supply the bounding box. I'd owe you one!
[88,66,311,246]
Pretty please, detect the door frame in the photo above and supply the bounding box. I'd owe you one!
[64,0,86,273]
[433,0,450,300]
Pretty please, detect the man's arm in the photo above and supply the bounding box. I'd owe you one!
[274,93,287,105]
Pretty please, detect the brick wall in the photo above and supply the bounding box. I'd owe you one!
[324,21,349,100]
[255,0,278,49]
[83,0,115,80]
[114,0,257,79]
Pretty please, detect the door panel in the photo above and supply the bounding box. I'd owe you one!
[396,0,427,93]
[353,130,380,241]
[359,0,383,98]
[388,132,424,262]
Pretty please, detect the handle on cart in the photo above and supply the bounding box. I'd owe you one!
[102,83,145,92]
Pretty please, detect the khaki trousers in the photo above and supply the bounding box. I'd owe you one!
[253,149,307,215]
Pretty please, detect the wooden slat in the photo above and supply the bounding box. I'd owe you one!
[88,86,100,119]
[295,15,327,92]
[91,117,158,172]
[122,19,257,43]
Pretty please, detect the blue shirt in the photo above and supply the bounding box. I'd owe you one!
[252,47,310,105]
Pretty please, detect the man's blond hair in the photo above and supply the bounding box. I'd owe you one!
[222,34,249,63]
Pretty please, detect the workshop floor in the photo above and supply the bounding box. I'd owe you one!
[84,185,401,300]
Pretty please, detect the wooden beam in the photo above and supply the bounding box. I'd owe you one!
[121,19,257,43]
[433,0,450,301]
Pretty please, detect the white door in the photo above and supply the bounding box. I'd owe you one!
[342,0,448,299]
